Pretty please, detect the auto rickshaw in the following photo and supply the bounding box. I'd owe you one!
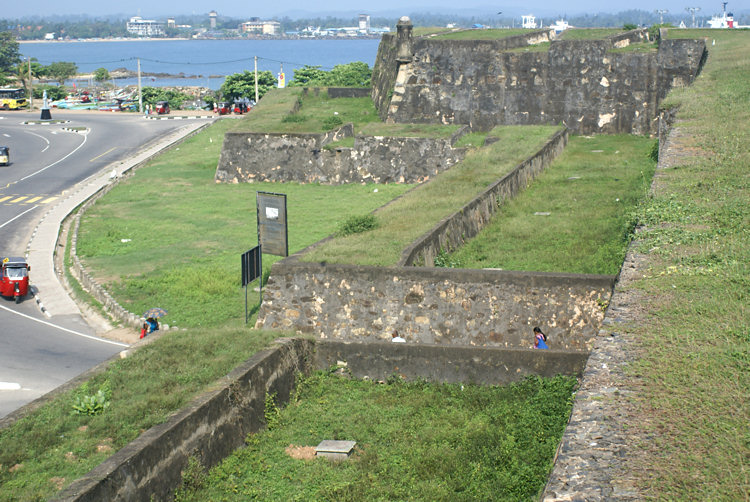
[217,102,231,115]
[155,100,170,115]
[0,257,31,303]
[233,101,249,114]
[0,146,8,166]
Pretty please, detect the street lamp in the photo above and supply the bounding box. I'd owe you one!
[655,9,669,25]
[686,7,700,28]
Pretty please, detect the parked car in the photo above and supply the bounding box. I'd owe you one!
[0,146,8,166]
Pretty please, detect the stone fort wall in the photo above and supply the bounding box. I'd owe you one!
[372,22,706,134]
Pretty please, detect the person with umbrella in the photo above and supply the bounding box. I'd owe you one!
[140,308,167,339]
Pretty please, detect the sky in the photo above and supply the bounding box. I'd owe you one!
[3,1,742,19]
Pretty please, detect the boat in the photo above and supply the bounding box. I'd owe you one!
[707,2,739,28]
[550,19,571,34]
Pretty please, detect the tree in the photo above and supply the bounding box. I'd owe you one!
[0,31,21,79]
[93,67,110,83]
[220,70,276,102]
[140,86,191,110]
[290,65,327,87]
[45,61,78,86]
[14,58,44,92]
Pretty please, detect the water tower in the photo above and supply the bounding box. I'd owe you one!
[209,11,217,29]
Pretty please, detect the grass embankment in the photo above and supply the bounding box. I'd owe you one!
[559,28,625,40]
[176,372,577,501]
[616,29,748,499]
[448,134,656,275]
[428,28,530,40]
[75,118,412,329]
[303,125,560,266]
[233,87,379,134]
[0,328,285,502]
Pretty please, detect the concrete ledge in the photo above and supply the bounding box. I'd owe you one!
[315,340,589,385]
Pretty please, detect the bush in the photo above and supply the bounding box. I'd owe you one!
[322,114,344,130]
[337,214,378,236]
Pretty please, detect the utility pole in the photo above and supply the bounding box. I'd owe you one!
[28,58,33,109]
[686,7,701,28]
[655,9,669,25]
[137,58,143,113]
[254,56,259,104]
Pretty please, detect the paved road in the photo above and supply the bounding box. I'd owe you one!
[0,109,212,419]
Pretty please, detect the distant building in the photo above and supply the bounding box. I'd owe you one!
[44,32,55,40]
[240,20,281,36]
[126,16,165,36]
[209,11,218,29]
[359,14,371,34]
[167,18,176,29]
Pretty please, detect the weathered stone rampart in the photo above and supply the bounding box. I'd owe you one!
[215,124,468,184]
[372,23,706,134]
[258,263,613,351]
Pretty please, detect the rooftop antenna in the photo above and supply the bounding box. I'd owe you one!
[686,7,701,27]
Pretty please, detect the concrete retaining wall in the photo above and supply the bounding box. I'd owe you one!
[258,263,613,351]
[53,338,315,502]
[399,127,568,267]
[315,340,589,385]
[53,337,588,501]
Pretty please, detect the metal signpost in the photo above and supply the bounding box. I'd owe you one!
[241,192,288,324]
[241,245,262,324]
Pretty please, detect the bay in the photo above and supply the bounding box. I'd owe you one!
[20,38,382,90]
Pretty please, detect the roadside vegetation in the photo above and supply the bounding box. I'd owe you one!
[175,372,577,501]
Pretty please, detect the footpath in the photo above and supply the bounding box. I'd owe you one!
[25,113,215,337]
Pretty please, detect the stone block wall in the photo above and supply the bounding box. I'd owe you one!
[257,263,613,351]
[372,21,706,134]
[215,125,467,185]
[398,128,567,267]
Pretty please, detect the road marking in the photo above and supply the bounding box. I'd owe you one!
[90,147,117,162]
[2,133,9,138]
[0,303,129,348]
[0,194,57,205]
[19,132,87,182]
[0,205,38,229]
[0,382,21,391]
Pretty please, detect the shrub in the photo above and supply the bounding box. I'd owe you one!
[337,214,378,236]
[322,114,344,130]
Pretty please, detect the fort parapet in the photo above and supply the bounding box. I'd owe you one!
[372,21,706,134]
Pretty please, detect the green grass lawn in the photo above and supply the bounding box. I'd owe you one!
[614,29,749,499]
[429,28,531,40]
[448,134,656,275]
[302,125,560,266]
[76,119,413,329]
[175,372,577,501]
[0,327,285,502]
[560,28,626,40]
[233,87,379,134]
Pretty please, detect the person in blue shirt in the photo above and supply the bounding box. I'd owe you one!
[533,326,549,349]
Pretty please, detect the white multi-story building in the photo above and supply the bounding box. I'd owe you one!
[126,16,165,36]
[358,14,371,34]
[240,20,281,36]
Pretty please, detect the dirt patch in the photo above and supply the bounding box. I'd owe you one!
[285,444,316,460]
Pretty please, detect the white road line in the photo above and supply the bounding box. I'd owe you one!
[0,204,38,229]
[0,303,129,348]
[19,132,87,182]
[0,382,21,390]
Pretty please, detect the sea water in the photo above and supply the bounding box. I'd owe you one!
[20,38,382,90]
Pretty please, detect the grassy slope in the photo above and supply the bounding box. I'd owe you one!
[0,328,285,502]
[177,373,577,501]
[302,125,560,266]
[76,118,413,329]
[623,29,749,498]
[449,134,656,275]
